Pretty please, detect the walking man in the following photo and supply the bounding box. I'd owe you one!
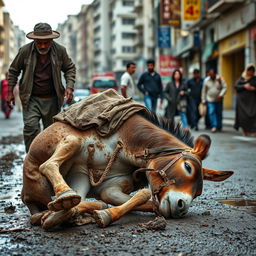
[187,69,203,130]
[120,62,136,98]
[7,23,76,152]
[201,69,227,132]
[137,59,163,113]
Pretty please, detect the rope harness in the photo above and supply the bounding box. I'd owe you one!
[87,141,123,186]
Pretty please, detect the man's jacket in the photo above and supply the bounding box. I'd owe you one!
[8,41,76,109]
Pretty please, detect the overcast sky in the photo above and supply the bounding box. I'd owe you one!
[3,0,93,33]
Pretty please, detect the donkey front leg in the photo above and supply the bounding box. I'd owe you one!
[39,135,82,211]
[93,189,151,228]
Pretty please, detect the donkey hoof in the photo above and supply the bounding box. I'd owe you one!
[48,189,81,211]
[93,209,113,228]
[42,209,74,230]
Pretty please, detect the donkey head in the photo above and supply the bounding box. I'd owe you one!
[145,134,233,218]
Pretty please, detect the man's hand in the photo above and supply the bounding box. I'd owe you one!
[7,91,15,109]
[179,90,185,96]
[64,88,74,104]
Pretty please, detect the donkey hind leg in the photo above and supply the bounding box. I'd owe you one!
[94,187,151,228]
[41,172,107,230]
[39,135,82,212]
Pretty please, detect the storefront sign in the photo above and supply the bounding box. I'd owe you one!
[183,0,200,21]
[159,55,179,82]
[160,0,181,27]
[219,31,246,55]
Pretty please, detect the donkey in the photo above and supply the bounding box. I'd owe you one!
[22,112,233,229]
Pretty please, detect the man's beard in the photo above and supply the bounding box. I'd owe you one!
[148,68,154,73]
[36,47,51,55]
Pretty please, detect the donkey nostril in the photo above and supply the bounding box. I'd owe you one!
[178,199,185,209]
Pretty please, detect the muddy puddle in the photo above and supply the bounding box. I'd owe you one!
[0,139,27,247]
[216,198,256,217]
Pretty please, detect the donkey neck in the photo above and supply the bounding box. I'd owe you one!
[119,114,189,153]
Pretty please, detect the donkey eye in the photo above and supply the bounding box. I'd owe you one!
[184,162,192,174]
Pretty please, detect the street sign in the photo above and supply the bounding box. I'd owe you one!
[158,26,171,48]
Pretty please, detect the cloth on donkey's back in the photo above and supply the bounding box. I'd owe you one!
[53,89,150,136]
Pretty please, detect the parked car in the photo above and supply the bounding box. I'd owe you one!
[72,88,90,103]
[90,72,118,94]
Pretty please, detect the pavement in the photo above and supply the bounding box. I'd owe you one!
[0,109,23,139]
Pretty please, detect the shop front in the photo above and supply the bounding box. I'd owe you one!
[219,30,246,109]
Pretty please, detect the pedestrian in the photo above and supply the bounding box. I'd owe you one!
[7,23,76,152]
[187,69,203,130]
[164,69,189,129]
[201,69,227,133]
[120,62,136,98]
[234,63,256,137]
[137,59,163,113]
[1,72,12,119]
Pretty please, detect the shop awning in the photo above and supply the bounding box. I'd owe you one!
[202,43,216,61]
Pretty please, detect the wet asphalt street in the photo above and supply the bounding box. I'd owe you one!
[0,109,256,256]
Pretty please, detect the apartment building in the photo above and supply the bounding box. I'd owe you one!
[109,0,138,80]
[92,0,111,73]
[0,0,4,78]
[3,12,16,74]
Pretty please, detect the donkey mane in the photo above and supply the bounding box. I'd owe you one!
[139,111,194,147]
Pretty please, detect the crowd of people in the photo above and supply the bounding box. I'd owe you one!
[0,22,256,155]
[121,59,230,134]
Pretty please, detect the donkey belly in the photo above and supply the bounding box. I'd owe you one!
[72,134,135,181]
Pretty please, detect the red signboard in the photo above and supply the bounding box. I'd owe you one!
[159,55,179,79]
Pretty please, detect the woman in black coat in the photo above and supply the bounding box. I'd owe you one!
[164,69,189,129]
[234,64,256,137]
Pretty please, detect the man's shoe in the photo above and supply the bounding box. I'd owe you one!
[211,128,217,133]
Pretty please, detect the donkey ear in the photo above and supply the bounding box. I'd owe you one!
[203,168,234,181]
[192,134,211,160]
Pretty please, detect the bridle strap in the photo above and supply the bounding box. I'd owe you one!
[135,147,189,160]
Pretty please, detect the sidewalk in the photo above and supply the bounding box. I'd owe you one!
[222,109,235,127]
[0,109,23,139]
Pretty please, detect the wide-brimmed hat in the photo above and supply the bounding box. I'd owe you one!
[26,23,60,40]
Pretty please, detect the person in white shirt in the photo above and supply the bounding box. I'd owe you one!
[201,68,227,132]
[120,62,136,98]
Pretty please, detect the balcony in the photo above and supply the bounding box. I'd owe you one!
[134,0,143,13]
[134,17,143,29]
[207,0,244,14]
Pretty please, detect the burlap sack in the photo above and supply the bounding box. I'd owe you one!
[53,89,150,137]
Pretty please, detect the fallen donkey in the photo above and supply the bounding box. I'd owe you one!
[21,89,233,230]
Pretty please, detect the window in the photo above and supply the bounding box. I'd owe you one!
[122,46,136,53]
[122,0,134,6]
[122,32,136,39]
[122,18,135,25]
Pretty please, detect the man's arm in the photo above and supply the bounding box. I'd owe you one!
[218,77,227,97]
[137,74,146,94]
[158,74,163,103]
[120,74,128,98]
[62,48,76,104]
[201,80,207,104]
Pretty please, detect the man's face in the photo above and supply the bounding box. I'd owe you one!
[35,39,52,55]
[193,72,200,79]
[128,64,136,75]
[147,63,155,73]
[209,70,216,79]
